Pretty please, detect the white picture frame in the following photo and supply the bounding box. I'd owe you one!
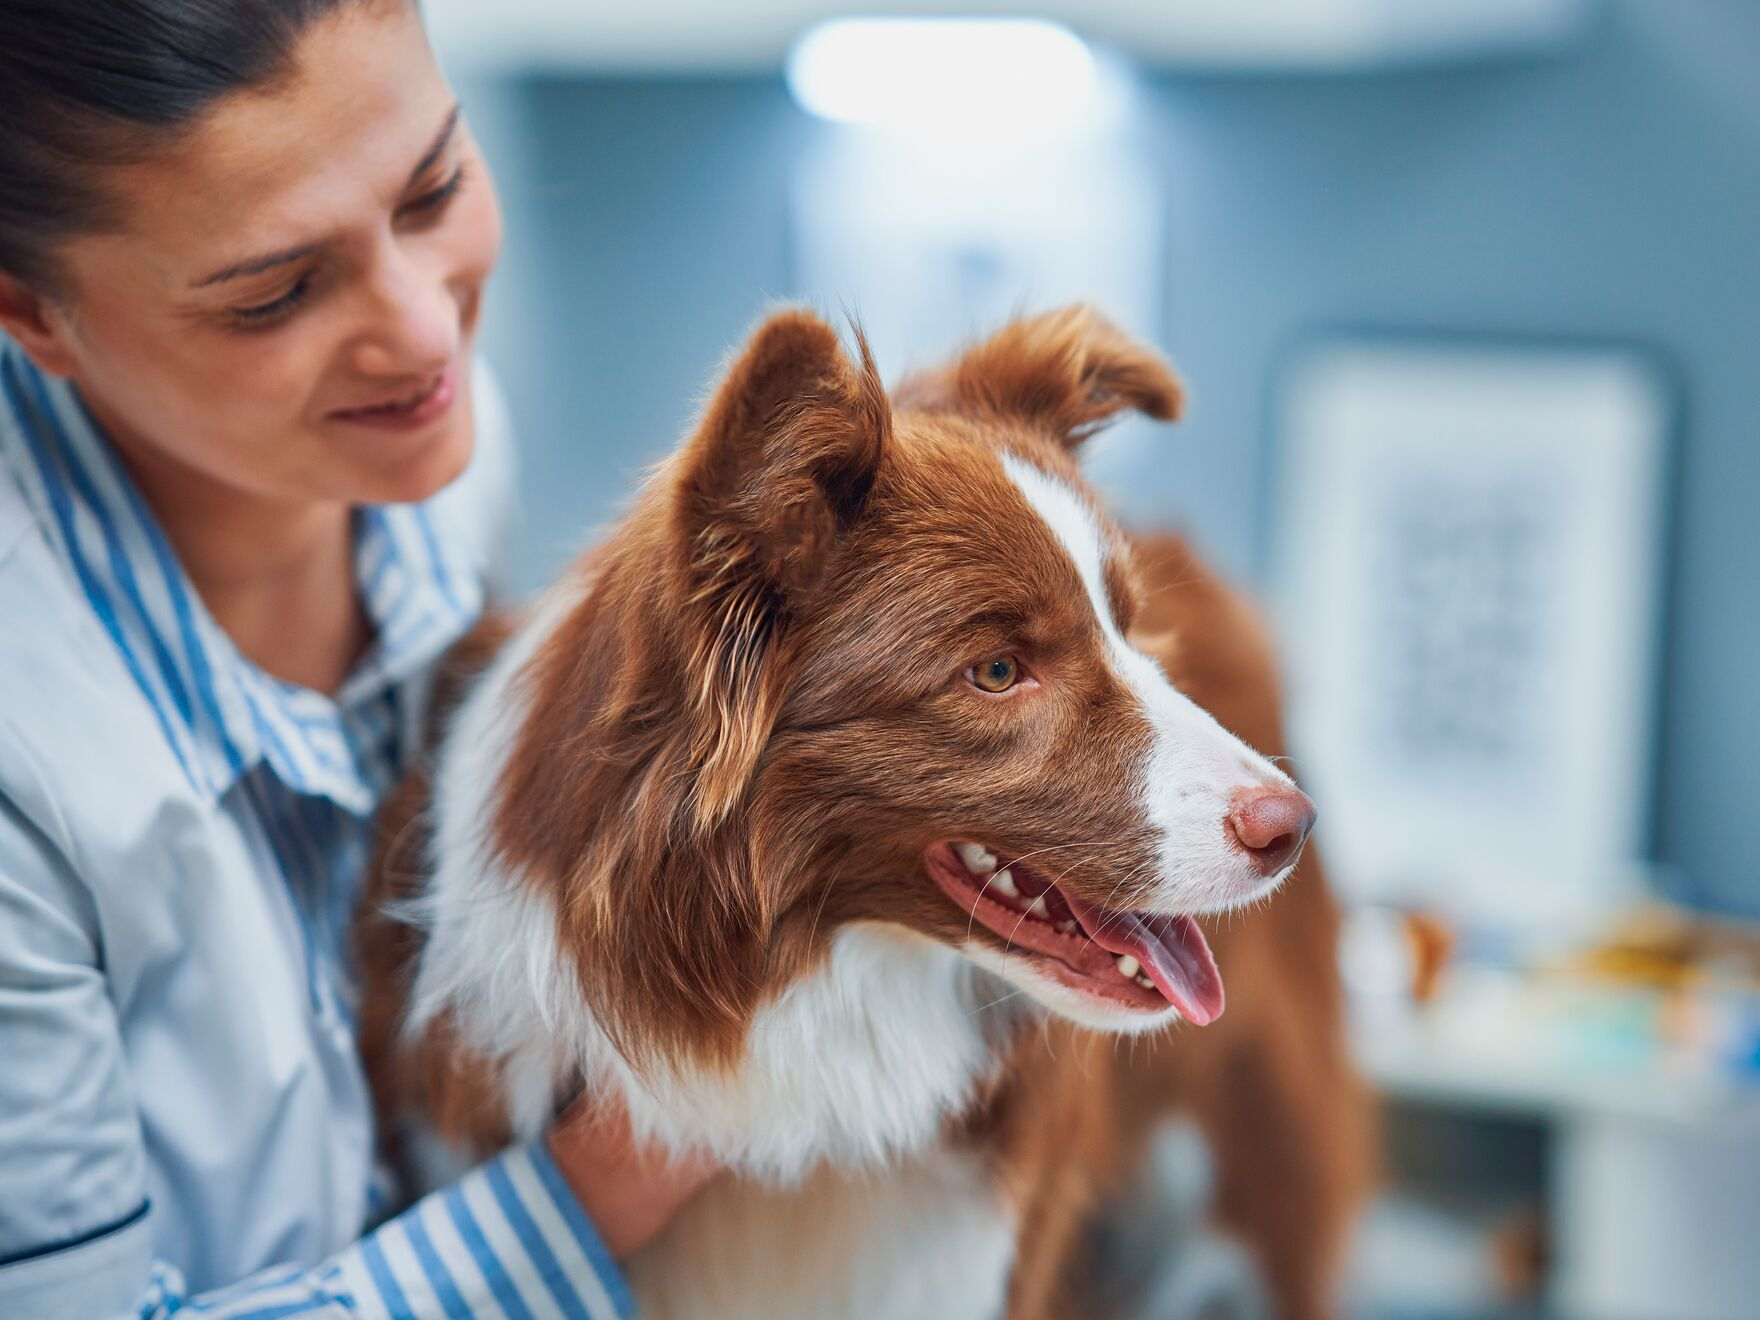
[1272,338,1671,932]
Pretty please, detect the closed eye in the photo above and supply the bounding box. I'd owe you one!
[231,275,312,329]
[399,163,468,221]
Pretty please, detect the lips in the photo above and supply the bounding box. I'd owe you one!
[330,366,458,430]
[923,841,1225,1024]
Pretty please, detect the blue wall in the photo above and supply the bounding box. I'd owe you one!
[463,77,812,580]
[463,0,1760,914]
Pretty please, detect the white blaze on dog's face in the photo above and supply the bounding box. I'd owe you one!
[958,451,1307,1031]
[773,441,1314,1036]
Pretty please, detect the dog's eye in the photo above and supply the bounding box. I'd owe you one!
[969,656,1020,694]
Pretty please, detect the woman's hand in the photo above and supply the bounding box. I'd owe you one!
[545,1096,721,1260]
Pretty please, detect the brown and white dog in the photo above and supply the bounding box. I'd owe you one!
[359,306,1366,1318]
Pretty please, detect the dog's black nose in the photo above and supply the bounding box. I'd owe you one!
[1227,786,1317,876]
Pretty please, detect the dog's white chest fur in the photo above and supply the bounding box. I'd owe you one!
[628,1150,1016,1320]
[404,592,1031,1312]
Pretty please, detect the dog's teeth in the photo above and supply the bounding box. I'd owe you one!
[1115,955,1141,979]
[991,869,1019,899]
[1026,895,1048,917]
[1137,975,1155,990]
[1057,920,1077,935]
[956,843,997,874]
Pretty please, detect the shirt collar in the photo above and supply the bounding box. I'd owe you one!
[0,341,484,815]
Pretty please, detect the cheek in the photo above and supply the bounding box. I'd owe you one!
[58,247,309,453]
[945,691,1146,826]
[184,338,335,471]
[447,164,505,305]
[1053,709,1161,838]
[77,314,312,473]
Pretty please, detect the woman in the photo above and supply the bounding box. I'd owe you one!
[0,2,712,1316]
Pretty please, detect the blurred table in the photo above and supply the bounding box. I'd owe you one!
[1354,966,1760,1320]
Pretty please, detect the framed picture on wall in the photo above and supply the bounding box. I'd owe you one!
[1271,338,1671,931]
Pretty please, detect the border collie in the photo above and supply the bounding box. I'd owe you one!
[360,306,1326,1318]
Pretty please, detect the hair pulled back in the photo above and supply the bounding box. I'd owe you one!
[0,0,377,291]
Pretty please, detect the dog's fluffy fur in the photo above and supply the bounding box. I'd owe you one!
[358,307,1370,1318]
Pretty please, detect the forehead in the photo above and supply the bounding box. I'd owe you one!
[88,3,446,281]
[851,414,1135,640]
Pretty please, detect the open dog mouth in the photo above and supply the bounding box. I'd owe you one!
[924,841,1225,1024]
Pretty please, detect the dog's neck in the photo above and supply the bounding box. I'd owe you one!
[403,585,1024,1183]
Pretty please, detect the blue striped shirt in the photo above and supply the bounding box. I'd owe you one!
[0,339,632,1320]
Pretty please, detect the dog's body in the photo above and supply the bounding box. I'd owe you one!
[1095,533,1373,1319]
[359,309,1368,1318]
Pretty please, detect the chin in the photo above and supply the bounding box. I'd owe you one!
[404,415,476,500]
[344,407,476,506]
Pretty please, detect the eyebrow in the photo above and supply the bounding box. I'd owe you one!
[190,104,462,289]
[404,104,461,192]
[191,241,321,289]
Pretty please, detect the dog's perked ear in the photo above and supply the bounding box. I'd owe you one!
[898,303,1183,450]
[675,307,891,602]
[668,307,890,829]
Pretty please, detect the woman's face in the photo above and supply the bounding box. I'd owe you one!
[26,1,502,507]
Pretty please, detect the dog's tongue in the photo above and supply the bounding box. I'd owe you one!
[1063,897,1226,1026]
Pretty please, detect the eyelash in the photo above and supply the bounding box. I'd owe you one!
[231,276,312,329]
[402,161,469,217]
[227,163,470,331]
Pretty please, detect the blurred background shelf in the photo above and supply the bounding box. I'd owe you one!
[1354,1045,1760,1320]
[1347,907,1760,1320]
[1357,986,1760,1128]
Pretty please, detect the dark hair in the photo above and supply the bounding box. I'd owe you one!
[0,0,380,292]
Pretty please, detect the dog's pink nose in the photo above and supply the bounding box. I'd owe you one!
[1227,786,1317,876]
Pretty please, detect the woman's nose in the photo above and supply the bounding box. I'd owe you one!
[350,252,459,378]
